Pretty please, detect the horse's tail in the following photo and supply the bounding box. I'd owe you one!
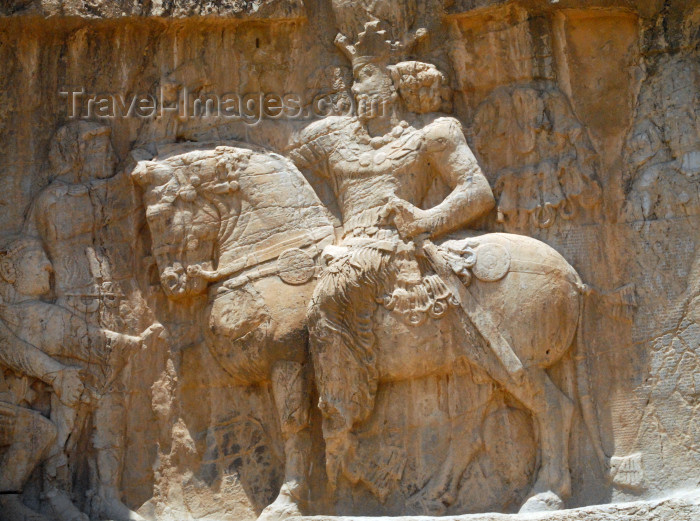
[574,283,610,475]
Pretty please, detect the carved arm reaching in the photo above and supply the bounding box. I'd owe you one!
[386,117,495,239]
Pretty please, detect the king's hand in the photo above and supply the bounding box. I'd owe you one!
[381,197,432,239]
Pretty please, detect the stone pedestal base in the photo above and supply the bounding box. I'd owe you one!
[297,492,700,521]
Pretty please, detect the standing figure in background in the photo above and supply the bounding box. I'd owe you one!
[26,121,155,521]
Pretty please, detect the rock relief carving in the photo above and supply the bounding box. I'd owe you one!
[622,53,700,222]
[641,253,700,491]
[6,121,163,521]
[0,3,699,520]
[0,233,162,521]
[131,143,335,520]
[61,21,616,521]
[471,84,602,231]
[0,235,84,521]
[26,122,140,324]
[285,20,609,515]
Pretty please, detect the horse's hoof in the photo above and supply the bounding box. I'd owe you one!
[94,496,146,521]
[257,484,304,521]
[45,488,90,521]
[518,491,564,513]
[405,496,448,516]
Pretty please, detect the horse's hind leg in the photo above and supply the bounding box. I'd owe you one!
[508,366,574,513]
[452,327,574,512]
[258,360,311,521]
[272,360,311,495]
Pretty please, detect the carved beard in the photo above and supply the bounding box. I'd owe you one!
[356,93,394,120]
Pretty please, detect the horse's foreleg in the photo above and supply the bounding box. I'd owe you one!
[272,359,311,493]
[258,360,311,520]
[407,425,483,515]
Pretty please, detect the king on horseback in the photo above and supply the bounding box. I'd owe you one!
[288,21,608,514]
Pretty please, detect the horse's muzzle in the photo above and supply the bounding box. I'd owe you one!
[160,265,208,300]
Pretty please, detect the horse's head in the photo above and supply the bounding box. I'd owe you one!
[131,149,241,300]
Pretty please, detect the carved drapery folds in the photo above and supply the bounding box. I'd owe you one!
[622,53,700,222]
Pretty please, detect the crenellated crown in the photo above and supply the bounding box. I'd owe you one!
[334,21,427,75]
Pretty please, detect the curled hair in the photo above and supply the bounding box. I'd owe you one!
[389,61,452,114]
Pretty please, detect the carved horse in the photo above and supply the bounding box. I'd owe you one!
[131,143,334,519]
[307,229,608,513]
[132,143,608,515]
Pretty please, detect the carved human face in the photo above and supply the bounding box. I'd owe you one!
[13,246,52,297]
[351,63,397,121]
[59,131,117,184]
[80,132,117,180]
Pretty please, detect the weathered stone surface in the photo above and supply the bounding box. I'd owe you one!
[0,0,306,19]
[295,491,700,520]
[0,1,698,521]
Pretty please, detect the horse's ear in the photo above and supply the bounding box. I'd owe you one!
[131,161,154,186]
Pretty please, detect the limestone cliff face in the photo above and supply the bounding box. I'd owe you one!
[0,0,305,18]
[0,1,698,520]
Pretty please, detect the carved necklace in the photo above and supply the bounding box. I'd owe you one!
[357,120,410,167]
[357,120,409,148]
